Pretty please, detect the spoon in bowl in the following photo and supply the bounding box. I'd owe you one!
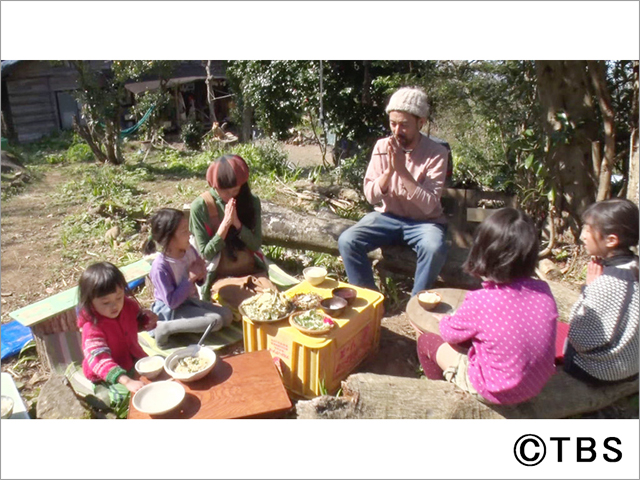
[197,321,215,347]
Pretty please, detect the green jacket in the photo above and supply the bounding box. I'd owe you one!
[189,188,263,262]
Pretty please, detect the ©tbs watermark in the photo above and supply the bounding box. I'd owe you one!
[514,434,622,466]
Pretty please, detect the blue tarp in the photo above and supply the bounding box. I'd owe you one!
[1,321,34,360]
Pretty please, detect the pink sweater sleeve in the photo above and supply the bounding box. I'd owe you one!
[363,140,388,205]
[404,154,447,216]
[81,323,124,383]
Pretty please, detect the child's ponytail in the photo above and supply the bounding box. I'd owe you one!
[143,234,157,255]
[145,208,187,254]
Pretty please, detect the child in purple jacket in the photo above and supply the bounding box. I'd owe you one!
[416,208,558,405]
[144,208,233,347]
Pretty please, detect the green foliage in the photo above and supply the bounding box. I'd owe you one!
[8,131,76,165]
[332,153,368,191]
[234,140,297,181]
[111,397,131,419]
[55,164,153,250]
[180,118,203,150]
[130,89,170,140]
[318,378,328,396]
[228,61,320,140]
[381,276,401,311]
[322,61,411,151]
[114,60,178,140]
[65,142,94,163]
[262,245,345,280]
[71,61,179,164]
[138,141,296,184]
[12,341,38,372]
[227,60,413,153]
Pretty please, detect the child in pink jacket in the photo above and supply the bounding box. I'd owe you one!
[416,208,558,405]
[77,262,157,397]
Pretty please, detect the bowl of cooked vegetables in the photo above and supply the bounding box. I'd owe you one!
[239,290,293,323]
[164,345,217,382]
[289,309,336,335]
[290,292,323,311]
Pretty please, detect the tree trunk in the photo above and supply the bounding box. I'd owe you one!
[588,60,616,201]
[361,60,372,106]
[627,61,639,206]
[205,60,217,124]
[103,119,123,165]
[295,372,639,419]
[73,115,107,163]
[241,102,253,143]
[629,128,639,206]
[536,61,599,239]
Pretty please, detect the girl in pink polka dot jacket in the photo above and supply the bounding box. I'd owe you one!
[416,208,558,405]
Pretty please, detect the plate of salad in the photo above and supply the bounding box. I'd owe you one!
[239,290,293,323]
[289,309,336,335]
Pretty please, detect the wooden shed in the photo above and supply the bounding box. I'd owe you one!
[1,60,109,143]
[1,60,230,143]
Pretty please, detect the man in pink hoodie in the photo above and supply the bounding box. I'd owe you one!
[338,87,449,297]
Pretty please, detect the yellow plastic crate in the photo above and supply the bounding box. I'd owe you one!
[242,280,384,398]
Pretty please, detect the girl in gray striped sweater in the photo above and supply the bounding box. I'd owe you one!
[564,198,639,384]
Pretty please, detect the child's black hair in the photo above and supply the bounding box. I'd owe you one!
[143,208,186,255]
[582,198,639,255]
[463,207,539,283]
[77,262,129,318]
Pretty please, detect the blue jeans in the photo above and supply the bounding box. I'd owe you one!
[338,211,448,297]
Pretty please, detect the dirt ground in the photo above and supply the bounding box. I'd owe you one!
[1,143,635,419]
[0,143,419,417]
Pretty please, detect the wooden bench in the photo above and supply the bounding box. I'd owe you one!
[8,258,152,372]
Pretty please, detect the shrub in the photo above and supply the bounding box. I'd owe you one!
[66,142,94,163]
[180,119,203,150]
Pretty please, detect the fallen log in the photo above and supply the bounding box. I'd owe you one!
[261,201,480,289]
[261,200,353,255]
[296,371,639,419]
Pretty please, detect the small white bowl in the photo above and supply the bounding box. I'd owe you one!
[135,356,165,380]
[164,345,217,383]
[417,290,442,310]
[1,395,14,419]
[303,266,328,286]
[132,381,185,416]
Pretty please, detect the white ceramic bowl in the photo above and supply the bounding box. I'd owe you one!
[164,345,217,382]
[303,266,328,286]
[132,381,185,416]
[135,356,165,380]
[417,290,442,310]
[1,395,14,419]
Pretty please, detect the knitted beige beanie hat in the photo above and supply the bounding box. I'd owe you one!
[385,87,429,119]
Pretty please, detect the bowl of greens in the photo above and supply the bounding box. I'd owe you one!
[289,309,336,335]
[239,290,293,323]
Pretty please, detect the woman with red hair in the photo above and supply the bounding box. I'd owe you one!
[189,154,272,306]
